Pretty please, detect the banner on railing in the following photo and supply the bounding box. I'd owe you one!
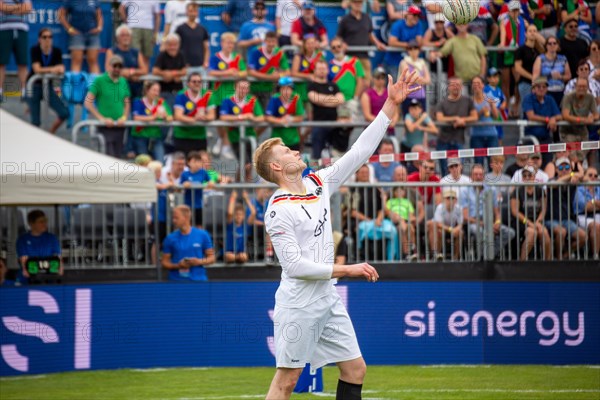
[1,281,598,376]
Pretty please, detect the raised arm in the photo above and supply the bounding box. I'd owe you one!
[318,70,420,193]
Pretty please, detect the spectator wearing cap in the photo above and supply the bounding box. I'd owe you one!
[221,0,254,34]
[118,0,161,67]
[435,76,478,176]
[461,164,515,260]
[17,210,63,283]
[471,76,500,165]
[441,158,470,203]
[105,24,148,100]
[290,1,328,48]
[522,77,562,163]
[510,165,552,261]
[85,55,131,158]
[499,0,527,104]
[386,0,420,22]
[337,0,387,85]
[484,68,508,145]
[173,72,217,155]
[429,24,487,85]
[428,189,464,260]
[27,28,69,133]
[176,3,210,69]
[514,24,546,116]
[511,153,549,189]
[291,34,326,113]
[385,6,425,80]
[276,0,304,48]
[361,67,398,137]
[328,37,366,122]
[220,79,265,161]
[545,156,587,260]
[266,76,305,150]
[0,0,32,101]
[399,39,430,116]
[307,58,345,160]
[560,77,599,162]
[532,36,571,107]
[403,99,437,152]
[58,0,102,74]
[248,31,290,112]
[152,33,187,108]
[564,59,600,101]
[238,1,276,52]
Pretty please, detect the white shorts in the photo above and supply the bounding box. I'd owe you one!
[273,293,361,369]
[578,214,600,229]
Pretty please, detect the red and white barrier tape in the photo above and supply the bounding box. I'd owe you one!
[317,141,600,166]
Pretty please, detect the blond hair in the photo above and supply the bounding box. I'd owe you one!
[147,161,163,173]
[173,204,191,219]
[489,155,505,163]
[221,32,237,43]
[254,138,284,184]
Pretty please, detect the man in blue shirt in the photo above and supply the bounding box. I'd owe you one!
[385,6,424,80]
[161,205,215,281]
[16,210,63,282]
[238,0,276,52]
[522,76,562,167]
[371,139,400,182]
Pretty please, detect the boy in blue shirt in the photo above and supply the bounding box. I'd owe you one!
[225,190,256,263]
[161,205,215,281]
[483,68,508,145]
[181,151,212,227]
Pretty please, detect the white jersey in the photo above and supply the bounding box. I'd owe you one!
[265,111,391,308]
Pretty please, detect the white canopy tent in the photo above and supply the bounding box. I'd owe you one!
[0,109,156,205]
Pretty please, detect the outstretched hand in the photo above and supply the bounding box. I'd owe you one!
[387,69,421,105]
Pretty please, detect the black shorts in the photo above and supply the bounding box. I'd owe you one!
[191,208,203,227]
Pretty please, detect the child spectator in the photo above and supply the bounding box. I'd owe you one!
[132,81,172,163]
[398,40,429,116]
[428,189,464,261]
[384,185,421,261]
[484,68,508,145]
[181,151,213,227]
[266,77,305,150]
[225,190,256,263]
[403,98,437,152]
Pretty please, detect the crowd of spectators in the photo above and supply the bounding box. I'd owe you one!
[1,0,600,277]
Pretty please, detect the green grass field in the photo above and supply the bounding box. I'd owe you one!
[1,365,599,400]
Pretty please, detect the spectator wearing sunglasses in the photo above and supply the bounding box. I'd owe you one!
[558,17,590,76]
[27,28,69,133]
[574,167,600,260]
[545,157,587,260]
[85,55,131,158]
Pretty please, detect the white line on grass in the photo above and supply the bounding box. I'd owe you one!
[0,375,47,381]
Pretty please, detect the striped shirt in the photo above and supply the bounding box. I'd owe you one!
[0,0,32,31]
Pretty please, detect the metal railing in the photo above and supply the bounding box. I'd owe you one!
[2,181,598,278]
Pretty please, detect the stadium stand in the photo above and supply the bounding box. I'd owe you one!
[0,0,599,281]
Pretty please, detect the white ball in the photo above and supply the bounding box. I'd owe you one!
[442,0,480,25]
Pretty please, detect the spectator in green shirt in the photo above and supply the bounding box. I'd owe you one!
[85,55,131,158]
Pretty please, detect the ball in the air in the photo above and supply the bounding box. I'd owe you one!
[442,0,480,25]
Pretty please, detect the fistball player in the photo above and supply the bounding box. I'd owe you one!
[254,70,420,399]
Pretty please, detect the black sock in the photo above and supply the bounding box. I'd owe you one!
[336,379,362,400]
